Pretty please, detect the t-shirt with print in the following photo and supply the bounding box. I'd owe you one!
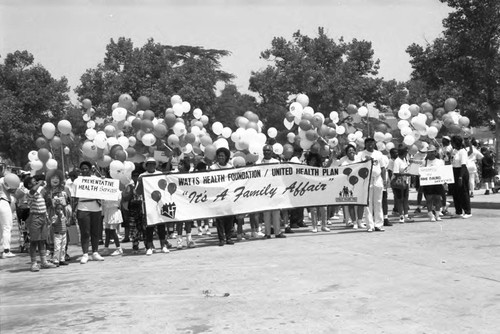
[357,149,385,187]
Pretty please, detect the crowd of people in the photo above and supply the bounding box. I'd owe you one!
[0,134,497,272]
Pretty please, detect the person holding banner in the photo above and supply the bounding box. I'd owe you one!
[449,136,472,219]
[338,144,365,229]
[73,161,105,264]
[210,147,236,246]
[174,158,196,249]
[260,145,286,238]
[137,158,170,255]
[305,152,329,233]
[420,146,444,222]
[358,138,386,232]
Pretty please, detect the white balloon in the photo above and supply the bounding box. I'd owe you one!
[46,159,58,170]
[303,106,314,116]
[181,101,191,114]
[358,106,368,117]
[403,135,416,146]
[171,95,182,106]
[385,142,395,151]
[28,151,38,162]
[172,122,187,137]
[401,126,413,136]
[87,120,96,129]
[283,119,294,130]
[141,133,156,147]
[273,143,284,155]
[85,128,97,140]
[118,136,129,150]
[289,102,304,117]
[181,143,193,154]
[128,136,137,147]
[221,127,232,139]
[354,130,364,139]
[267,127,278,138]
[94,133,107,149]
[336,125,346,135]
[212,122,224,136]
[384,133,393,142]
[112,107,127,122]
[193,108,203,119]
[296,93,309,107]
[173,103,184,117]
[31,160,43,171]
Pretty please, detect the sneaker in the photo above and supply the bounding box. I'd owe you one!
[264,235,272,239]
[330,215,340,220]
[405,215,414,222]
[256,231,266,237]
[53,260,60,267]
[436,215,442,221]
[345,220,354,227]
[367,228,374,232]
[352,224,359,230]
[226,239,235,245]
[321,226,331,232]
[374,227,385,232]
[399,216,405,223]
[383,218,393,226]
[275,233,287,238]
[311,228,318,233]
[237,233,246,241]
[59,261,69,266]
[1,251,16,258]
[176,239,183,250]
[111,248,123,256]
[206,230,212,236]
[92,252,104,261]
[80,254,89,264]
[41,261,57,269]
[462,214,472,219]
[146,249,153,256]
[428,212,436,222]
[162,246,170,253]
[284,227,294,234]
[64,254,71,261]
[358,223,367,229]
[187,240,196,248]
[30,263,40,272]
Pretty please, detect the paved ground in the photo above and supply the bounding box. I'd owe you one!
[1,191,499,334]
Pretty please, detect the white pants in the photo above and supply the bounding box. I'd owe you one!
[364,184,383,229]
[53,232,67,262]
[263,210,281,235]
[0,200,13,251]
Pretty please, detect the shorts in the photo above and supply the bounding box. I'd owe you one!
[27,213,49,241]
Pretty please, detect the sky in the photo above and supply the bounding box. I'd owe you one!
[0,0,450,101]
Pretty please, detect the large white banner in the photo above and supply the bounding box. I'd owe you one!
[419,165,455,186]
[142,161,373,225]
[74,177,120,201]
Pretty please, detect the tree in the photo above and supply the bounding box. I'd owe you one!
[213,84,258,128]
[406,0,500,170]
[75,37,235,119]
[249,27,384,131]
[0,51,69,166]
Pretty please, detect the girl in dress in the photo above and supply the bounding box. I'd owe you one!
[102,192,123,256]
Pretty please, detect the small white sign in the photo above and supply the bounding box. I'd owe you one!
[74,177,120,201]
[419,165,455,186]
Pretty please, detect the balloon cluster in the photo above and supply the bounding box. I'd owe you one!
[395,97,470,153]
[29,120,74,175]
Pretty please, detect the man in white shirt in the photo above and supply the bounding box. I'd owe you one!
[357,138,386,232]
[259,145,286,238]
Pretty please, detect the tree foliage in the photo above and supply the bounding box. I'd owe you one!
[249,27,384,129]
[0,51,69,166]
[406,0,500,169]
[75,37,235,118]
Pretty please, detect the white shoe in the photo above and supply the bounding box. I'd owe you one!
[177,239,183,250]
[462,214,472,219]
[161,246,170,253]
[256,231,265,237]
[187,240,196,248]
[436,215,442,221]
[111,248,123,256]
[80,253,89,264]
[1,251,16,259]
[330,215,340,220]
[428,212,436,222]
[311,228,318,233]
[92,252,104,261]
[146,249,153,256]
[198,227,203,235]
[321,226,331,232]
[206,230,212,236]
[352,224,359,230]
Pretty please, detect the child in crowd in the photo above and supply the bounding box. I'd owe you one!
[421,146,444,222]
[51,201,70,266]
[102,193,123,256]
[123,169,145,254]
[25,176,56,271]
[481,147,496,195]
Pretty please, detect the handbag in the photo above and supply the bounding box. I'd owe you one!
[390,175,407,190]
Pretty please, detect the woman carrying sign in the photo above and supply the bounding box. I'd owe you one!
[420,146,444,222]
[72,161,104,264]
[392,147,413,224]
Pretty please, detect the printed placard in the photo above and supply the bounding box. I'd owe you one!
[419,165,455,186]
[74,177,120,201]
[141,161,373,225]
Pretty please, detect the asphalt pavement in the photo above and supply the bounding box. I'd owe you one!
[1,191,499,334]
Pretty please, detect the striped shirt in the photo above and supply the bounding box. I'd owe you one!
[27,189,47,214]
[51,213,68,233]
